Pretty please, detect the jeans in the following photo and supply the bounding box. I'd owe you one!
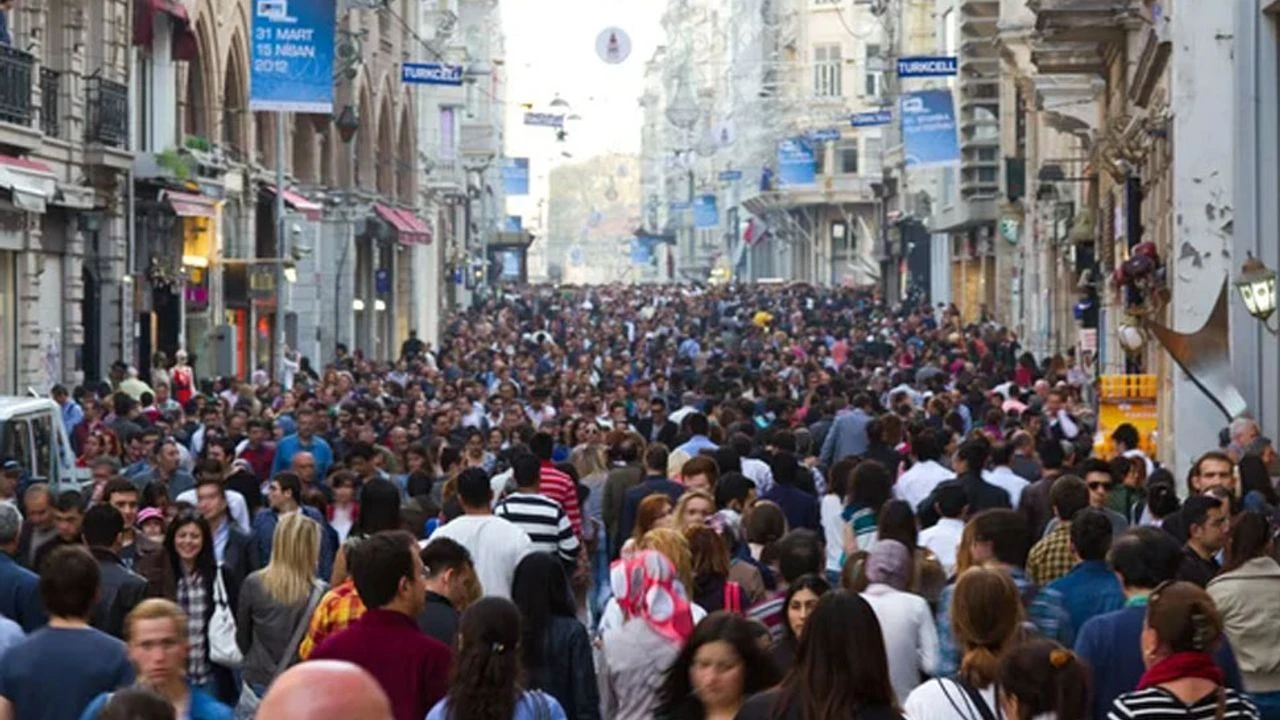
[590,529,611,628]
[1252,691,1280,720]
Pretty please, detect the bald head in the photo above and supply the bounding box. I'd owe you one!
[258,661,392,720]
[291,451,317,483]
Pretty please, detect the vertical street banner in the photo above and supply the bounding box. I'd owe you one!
[777,138,817,187]
[249,0,337,112]
[900,89,960,167]
[502,158,530,196]
[694,194,719,229]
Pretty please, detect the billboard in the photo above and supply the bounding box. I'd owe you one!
[901,89,961,167]
[776,138,817,188]
[249,0,337,112]
[694,194,719,229]
[502,157,529,196]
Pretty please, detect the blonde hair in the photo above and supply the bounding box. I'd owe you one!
[640,527,694,591]
[674,489,715,530]
[260,512,320,606]
[126,598,188,642]
[570,444,608,479]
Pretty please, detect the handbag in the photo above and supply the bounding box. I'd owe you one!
[209,567,243,668]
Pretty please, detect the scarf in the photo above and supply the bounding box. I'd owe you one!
[610,550,694,644]
[1137,652,1224,690]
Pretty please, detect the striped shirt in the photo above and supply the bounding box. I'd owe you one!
[539,462,584,537]
[495,492,580,564]
[1108,686,1259,720]
[747,590,787,643]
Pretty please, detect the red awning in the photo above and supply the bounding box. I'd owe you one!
[374,203,431,245]
[134,0,198,61]
[162,190,216,218]
[265,185,323,221]
[0,154,56,213]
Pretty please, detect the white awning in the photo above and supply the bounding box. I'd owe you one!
[0,154,57,214]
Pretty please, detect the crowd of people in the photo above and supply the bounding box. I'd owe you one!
[0,283,1276,720]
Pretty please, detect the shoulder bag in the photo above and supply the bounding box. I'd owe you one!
[208,566,243,667]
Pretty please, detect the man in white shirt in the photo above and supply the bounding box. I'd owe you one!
[917,481,967,576]
[983,442,1029,508]
[425,468,532,599]
[893,431,955,512]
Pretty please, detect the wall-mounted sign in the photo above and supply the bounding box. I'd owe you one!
[896,56,958,78]
[401,62,464,86]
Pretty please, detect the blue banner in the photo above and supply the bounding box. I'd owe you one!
[809,128,842,142]
[777,138,817,187]
[718,169,743,182]
[630,237,656,265]
[694,194,719,229]
[502,157,529,196]
[402,63,464,86]
[851,110,893,128]
[901,89,960,168]
[504,215,523,233]
[249,0,337,113]
[897,56,958,78]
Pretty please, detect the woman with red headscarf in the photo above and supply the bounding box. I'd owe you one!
[599,550,694,720]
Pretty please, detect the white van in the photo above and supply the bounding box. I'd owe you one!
[0,397,86,495]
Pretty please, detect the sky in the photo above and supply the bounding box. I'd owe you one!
[500,0,663,163]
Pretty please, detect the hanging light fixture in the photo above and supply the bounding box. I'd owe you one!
[1235,252,1278,330]
[549,94,571,109]
[665,76,699,130]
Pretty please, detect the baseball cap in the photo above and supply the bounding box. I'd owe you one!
[135,507,164,526]
[1,460,20,475]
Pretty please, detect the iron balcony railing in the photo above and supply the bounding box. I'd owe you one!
[0,45,35,127]
[87,77,128,148]
[40,68,59,138]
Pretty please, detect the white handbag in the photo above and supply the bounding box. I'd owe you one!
[208,568,243,668]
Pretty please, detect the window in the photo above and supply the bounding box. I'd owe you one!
[865,44,883,97]
[838,142,859,174]
[813,44,843,97]
[440,107,456,161]
[862,137,882,177]
[814,144,827,175]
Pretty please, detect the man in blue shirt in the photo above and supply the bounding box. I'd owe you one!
[1045,508,1125,632]
[673,412,718,458]
[1075,526,1243,719]
[251,472,335,579]
[270,407,334,480]
[51,385,84,439]
[819,393,874,467]
[0,502,46,632]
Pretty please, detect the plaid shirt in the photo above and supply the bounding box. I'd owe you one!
[1026,521,1075,586]
[177,571,211,685]
[934,566,1072,676]
[298,578,366,660]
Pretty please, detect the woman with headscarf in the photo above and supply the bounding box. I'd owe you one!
[859,539,940,702]
[598,550,694,720]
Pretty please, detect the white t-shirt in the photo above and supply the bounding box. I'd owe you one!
[903,677,999,720]
[918,517,966,577]
[596,596,708,635]
[820,494,846,573]
[894,461,956,511]
[423,515,532,599]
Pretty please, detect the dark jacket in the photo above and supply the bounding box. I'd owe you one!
[635,418,678,447]
[529,615,601,720]
[1178,544,1221,588]
[862,442,903,475]
[601,464,643,556]
[417,591,459,647]
[618,476,686,554]
[90,547,148,639]
[918,473,1010,529]
[0,551,46,631]
[221,524,259,593]
[1018,475,1057,538]
[762,483,820,532]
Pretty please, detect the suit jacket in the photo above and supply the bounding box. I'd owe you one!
[90,547,148,639]
[221,525,259,608]
[635,418,678,447]
[819,409,871,468]
[617,477,686,556]
[918,473,1010,529]
[602,464,643,556]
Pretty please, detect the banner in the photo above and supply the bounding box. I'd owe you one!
[502,158,529,196]
[851,110,892,128]
[504,215,523,233]
[809,128,842,143]
[694,194,719,229]
[901,89,960,167]
[777,138,817,187]
[630,237,657,265]
[249,0,337,112]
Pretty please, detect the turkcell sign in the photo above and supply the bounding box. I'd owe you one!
[524,112,565,128]
[402,62,464,86]
[851,110,893,128]
[718,170,743,182]
[809,128,842,142]
[896,56,958,78]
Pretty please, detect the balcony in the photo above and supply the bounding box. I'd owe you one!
[1029,0,1145,43]
[0,45,40,152]
[40,69,59,139]
[85,77,133,171]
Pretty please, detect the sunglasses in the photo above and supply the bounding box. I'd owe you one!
[1087,481,1113,492]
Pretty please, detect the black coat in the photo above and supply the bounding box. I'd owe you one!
[529,616,601,720]
[918,473,1011,529]
[90,547,148,639]
[635,417,679,447]
[220,525,259,603]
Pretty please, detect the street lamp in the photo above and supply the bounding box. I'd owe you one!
[1236,252,1278,333]
[666,77,699,130]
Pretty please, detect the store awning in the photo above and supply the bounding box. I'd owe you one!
[373,203,431,245]
[133,0,198,61]
[161,189,217,218]
[0,154,57,214]
[264,185,323,221]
